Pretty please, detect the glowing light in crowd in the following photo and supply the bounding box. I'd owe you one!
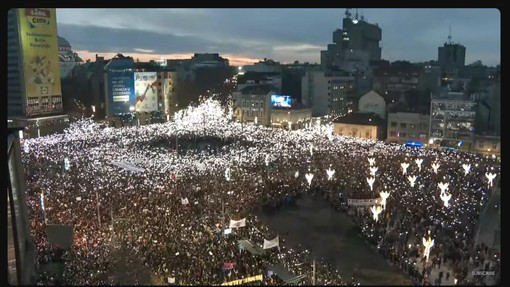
[254,117,258,125]
[326,166,335,180]
[431,162,440,174]
[379,191,390,210]
[294,171,299,178]
[437,182,449,194]
[462,164,471,176]
[288,121,292,130]
[305,171,314,186]
[408,175,417,187]
[415,158,423,172]
[325,124,333,141]
[485,172,497,187]
[64,157,70,171]
[225,167,231,182]
[440,191,452,207]
[369,166,378,176]
[24,142,29,153]
[370,205,383,222]
[367,177,375,191]
[422,230,434,262]
[265,154,270,166]
[401,162,409,175]
[368,157,375,166]
[309,144,313,156]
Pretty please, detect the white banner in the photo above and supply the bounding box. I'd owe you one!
[229,218,246,228]
[347,198,380,206]
[263,236,279,250]
[181,198,189,205]
[111,161,145,173]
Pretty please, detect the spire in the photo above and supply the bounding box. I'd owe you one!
[345,8,351,18]
[448,24,453,44]
[355,8,359,20]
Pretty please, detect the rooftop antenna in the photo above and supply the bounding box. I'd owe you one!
[345,8,351,18]
[360,9,365,21]
[355,8,359,20]
[448,24,453,44]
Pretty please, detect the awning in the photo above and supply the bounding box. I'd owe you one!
[267,264,306,285]
[237,240,264,256]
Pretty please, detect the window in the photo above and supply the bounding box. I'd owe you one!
[419,134,427,139]
[391,122,397,127]
[400,123,407,128]
[492,144,497,150]
[390,131,397,137]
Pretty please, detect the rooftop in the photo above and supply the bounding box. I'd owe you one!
[334,112,385,126]
[240,84,278,95]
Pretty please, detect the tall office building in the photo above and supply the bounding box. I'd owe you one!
[321,9,382,71]
[438,30,466,73]
[8,8,64,119]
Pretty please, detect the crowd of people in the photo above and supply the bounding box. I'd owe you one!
[23,99,500,285]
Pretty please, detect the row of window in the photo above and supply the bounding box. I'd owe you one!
[478,142,498,150]
[242,110,264,117]
[389,132,427,139]
[390,121,427,130]
[240,101,264,108]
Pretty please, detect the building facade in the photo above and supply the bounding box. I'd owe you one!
[333,112,384,140]
[58,36,83,79]
[233,84,277,127]
[472,135,500,157]
[301,70,355,117]
[270,108,312,130]
[358,90,386,119]
[387,112,430,144]
[429,98,476,150]
[438,39,466,73]
[321,9,382,70]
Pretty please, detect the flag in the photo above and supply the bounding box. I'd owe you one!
[224,262,235,270]
[263,236,279,250]
[181,198,189,205]
[229,218,246,228]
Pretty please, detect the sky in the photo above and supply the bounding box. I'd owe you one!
[56,8,500,66]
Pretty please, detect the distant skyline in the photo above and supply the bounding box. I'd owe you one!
[56,8,500,66]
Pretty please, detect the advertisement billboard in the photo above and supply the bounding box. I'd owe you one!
[271,95,292,108]
[108,69,135,115]
[134,72,158,112]
[18,8,62,116]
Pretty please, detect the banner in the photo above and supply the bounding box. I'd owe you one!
[229,218,246,228]
[134,72,159,112]
[110,161,145,173]
[220,274,263,286]
[263,236,279,250]
[181,198,189,205]
[347,198,380,206]
[223,262,235,270]
[18,8,62,116]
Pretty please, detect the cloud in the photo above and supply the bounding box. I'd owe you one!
[133,48,154,53]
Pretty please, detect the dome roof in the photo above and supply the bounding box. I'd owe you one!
[58,36,71,48]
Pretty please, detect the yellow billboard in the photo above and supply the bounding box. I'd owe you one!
[220,274,264,285]
[18,8,62,115]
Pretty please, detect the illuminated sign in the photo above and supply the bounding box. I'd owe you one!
[220,274,263,286]
[134,72,158,112]
[271,95,292,107]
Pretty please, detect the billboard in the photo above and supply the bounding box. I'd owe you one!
[271,95,292,108]
[134,72,158,112]
[108,69,135,114]
[18,8,62,116]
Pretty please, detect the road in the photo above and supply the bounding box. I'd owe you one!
[257,195,413,285]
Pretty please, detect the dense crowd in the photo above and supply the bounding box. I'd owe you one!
[23,99,500,285]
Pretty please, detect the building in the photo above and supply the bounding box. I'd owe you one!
[270,108,312,130]
[438,33,466,73]
[333,112,385,140]
[241,59,282,74]
[8,126,37,285]
[301,70,355,117]
[236,72,282,93]
[57,36,83,79]
[472,135,500,157]
[387,112,430,145]
[233,84,278,126]
[321,9,382,70]
[104,53,135,118]
[429,97,476,150]
[358,90,386,119]
[8,8,64,119]
[190,53,229,68]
